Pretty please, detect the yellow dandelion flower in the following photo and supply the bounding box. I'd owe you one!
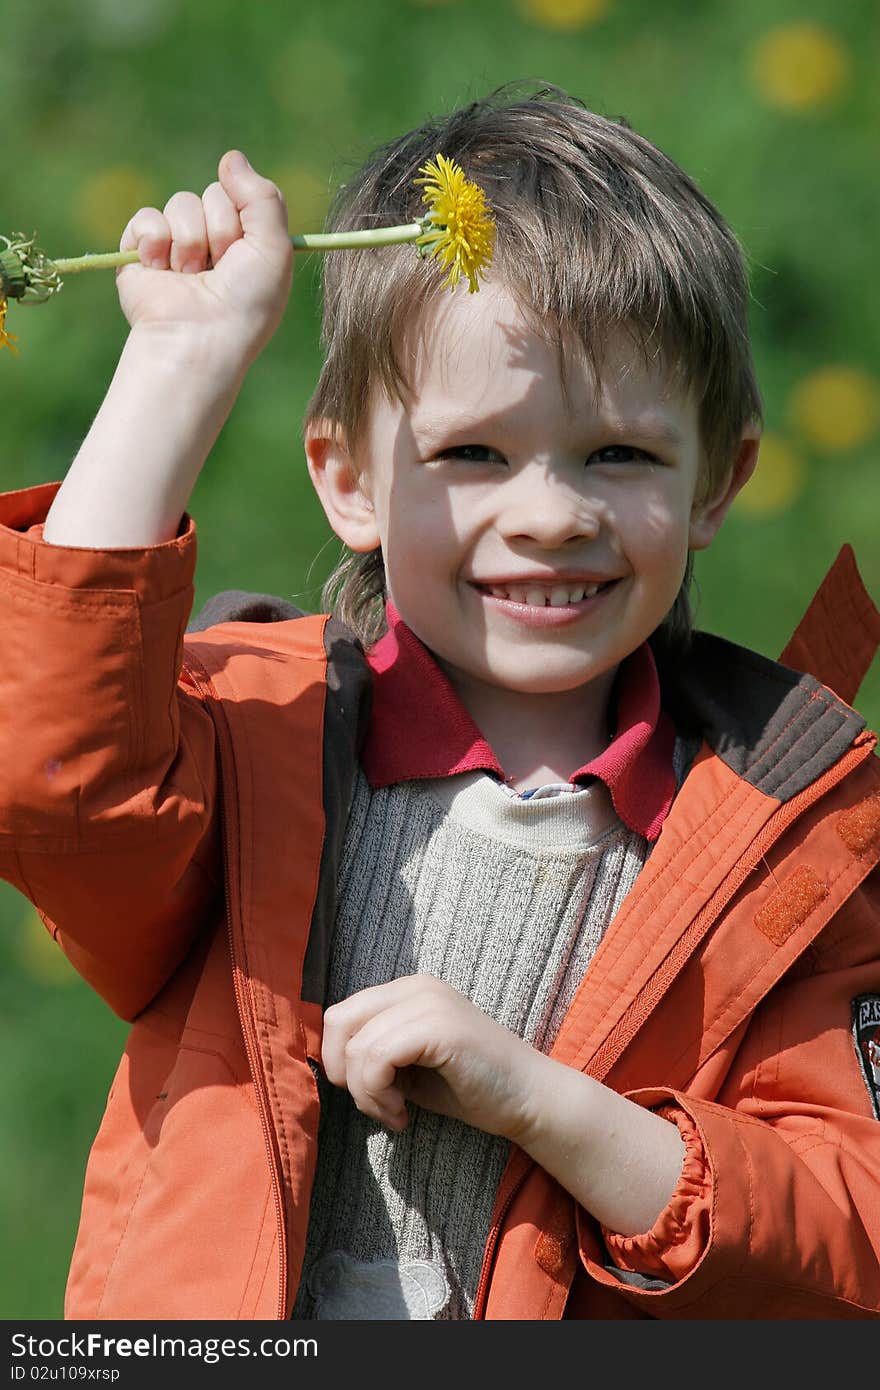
[749,24,849,111]
[733,433,805,516]
[0,297,19,355]
[520,0,610,31]
[788,365,879,451]
[415,153,495,293]
[74,166,158,246]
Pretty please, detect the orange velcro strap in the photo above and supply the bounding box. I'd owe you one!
[535,1199,577,1277]
[754,866,829,946]
[837,794,880,857]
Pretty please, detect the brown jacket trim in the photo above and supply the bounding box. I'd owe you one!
[664,631,865,800]
[302,616,372,1005]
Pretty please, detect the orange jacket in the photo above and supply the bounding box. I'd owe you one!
[1,480,879,1321]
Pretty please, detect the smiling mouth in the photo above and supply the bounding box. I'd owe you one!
[473,580,616,608]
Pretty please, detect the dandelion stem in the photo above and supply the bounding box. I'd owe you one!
[291,223,423,250]
[51,250,140,274]
[51,222,425,275]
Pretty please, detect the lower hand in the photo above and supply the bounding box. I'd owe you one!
[116,150,293,363]
[321,973,542,1138]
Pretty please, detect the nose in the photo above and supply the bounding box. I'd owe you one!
[499,465,600,547]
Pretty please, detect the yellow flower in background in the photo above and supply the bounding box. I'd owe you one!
[788,365,880,451]
[74,166,158,245]
[17,906,76,986]
[519,0,610,29]
[749,24,849,110]
[734,432,805,517]
[416,154,496,293]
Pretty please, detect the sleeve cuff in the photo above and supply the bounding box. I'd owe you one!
[0,482,196,604]
[600,1102,712,1283]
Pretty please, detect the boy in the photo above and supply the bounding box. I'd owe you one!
[1,85,879,1320]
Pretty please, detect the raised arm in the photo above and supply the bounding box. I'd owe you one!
[0,152,294,1017]
[42,150,293,548]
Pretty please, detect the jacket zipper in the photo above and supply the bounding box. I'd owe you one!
[182,656,288,1320]
[472,1164,528,1318]
[591,731,878,1082]
[472,730,878,1319]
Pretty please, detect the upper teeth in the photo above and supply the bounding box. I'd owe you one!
[486,582,604,606]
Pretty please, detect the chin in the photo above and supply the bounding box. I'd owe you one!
[483,666,606,697]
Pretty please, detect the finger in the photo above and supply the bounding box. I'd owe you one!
[322,981,413,1085]
[341,1006,441,1127]
[162,190,210,274]
[216,150,289,252]
[119,207,171,269]
[201,180,243,267]
[325,975,444,1030]
[351,1045,409,1130]
[322,977,453,1084]
[345,1033,411,1131]
[322,1004,371,1088]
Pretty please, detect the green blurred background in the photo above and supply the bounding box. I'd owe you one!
[1,0,878,1318]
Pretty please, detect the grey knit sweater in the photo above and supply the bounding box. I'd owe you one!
[291,766,655,1320]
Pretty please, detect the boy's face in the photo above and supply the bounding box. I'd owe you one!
[312,282,754,708]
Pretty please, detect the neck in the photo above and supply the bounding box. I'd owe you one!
[444,667,619,791]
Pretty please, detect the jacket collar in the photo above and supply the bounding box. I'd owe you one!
[362,602,678,841]
[181,542,877,818]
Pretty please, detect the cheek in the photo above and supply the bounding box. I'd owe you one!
[621,518,687,569]
[382,489,461,566]
[618,483,694,557]
[380,519,441,612]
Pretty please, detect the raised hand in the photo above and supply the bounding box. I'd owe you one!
[116,150,293,364]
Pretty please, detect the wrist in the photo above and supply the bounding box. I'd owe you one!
[506,1048,579,1152]
[510,1057,686,1236]
[123,319,252,384]
[43,318,252,550]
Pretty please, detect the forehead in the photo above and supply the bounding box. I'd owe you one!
[399,282,696,432]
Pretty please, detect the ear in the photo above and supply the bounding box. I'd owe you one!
[304,421,381,553]
[689,424,761,551]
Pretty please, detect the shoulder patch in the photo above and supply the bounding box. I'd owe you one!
[852,995,880,1120]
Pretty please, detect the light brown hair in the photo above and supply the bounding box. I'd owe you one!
[306,82,762,649]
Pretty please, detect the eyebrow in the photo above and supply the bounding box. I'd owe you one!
[412,413,497,440]
[616,415,687,448]
[413,412,688,449]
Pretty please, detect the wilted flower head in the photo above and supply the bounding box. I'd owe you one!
[0,233,65,354]
[0,234,64,304]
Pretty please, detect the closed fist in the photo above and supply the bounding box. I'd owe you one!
[116,150,293,364]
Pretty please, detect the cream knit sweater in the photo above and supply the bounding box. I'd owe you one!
[292,766,657,1320]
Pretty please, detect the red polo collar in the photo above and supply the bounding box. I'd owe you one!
[361,603,678,841]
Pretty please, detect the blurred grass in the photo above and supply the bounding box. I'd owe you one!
[1,0,877,1317]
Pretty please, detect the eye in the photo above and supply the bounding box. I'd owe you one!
[439,444,506,464]
[587,444,658,466]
